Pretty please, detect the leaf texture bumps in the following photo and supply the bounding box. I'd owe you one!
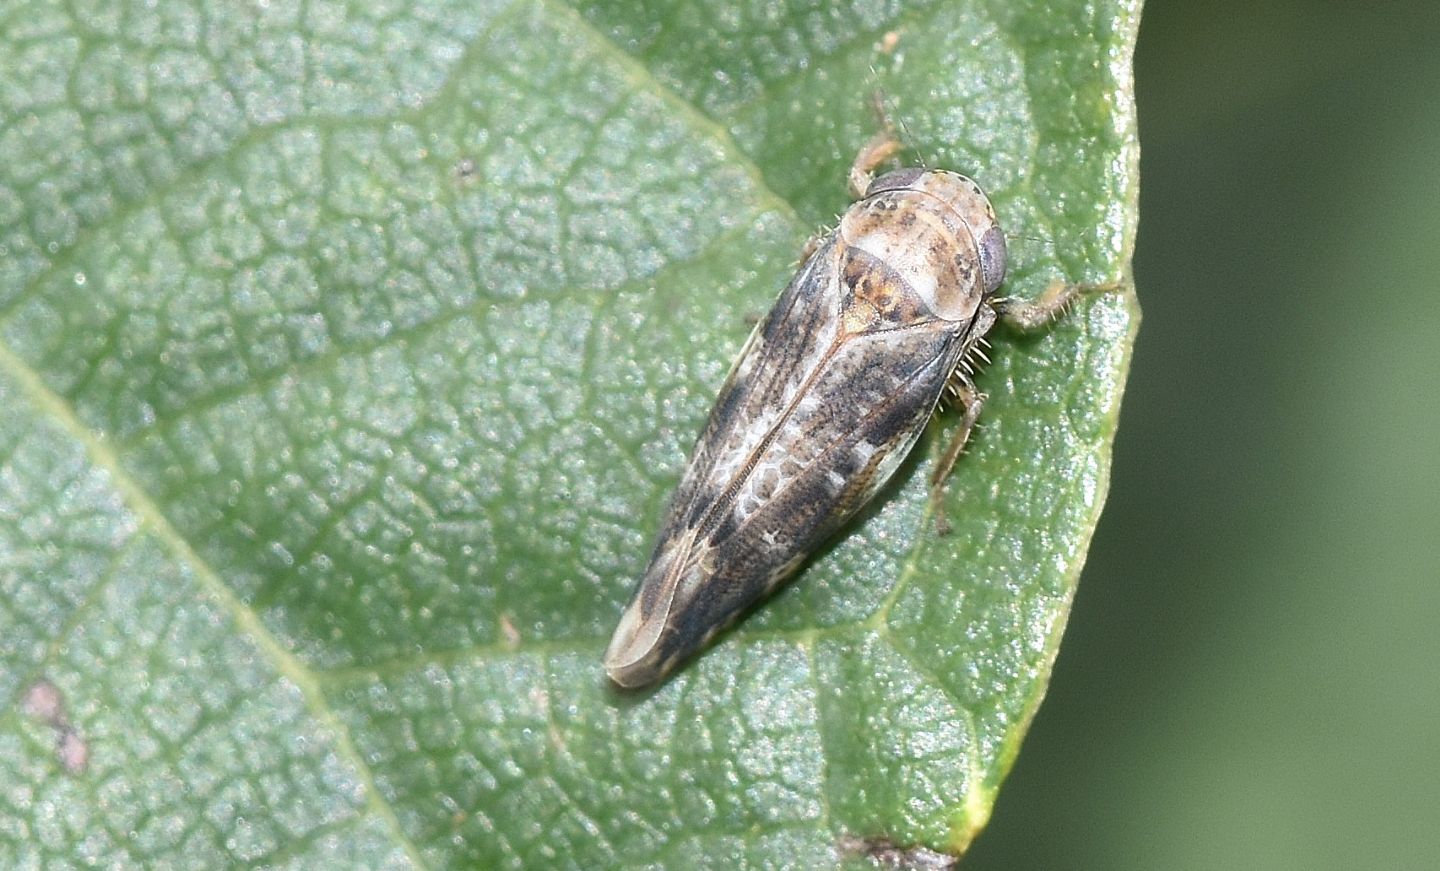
[0,0,1139,867]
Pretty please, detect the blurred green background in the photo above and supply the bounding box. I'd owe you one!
[969,0,1440,867]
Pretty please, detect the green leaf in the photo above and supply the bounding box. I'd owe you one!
[0,0,1139,867]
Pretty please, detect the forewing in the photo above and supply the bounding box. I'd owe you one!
[697,318,967,590]
[657,236,849,547]
[607,230,979,685]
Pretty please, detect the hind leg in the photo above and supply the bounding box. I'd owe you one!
[929,381,987,537]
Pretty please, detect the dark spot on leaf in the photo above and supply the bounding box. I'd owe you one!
[56,726,89,776]
[455,157,480,183]
[21,678,88,775]
[836,834,959,870]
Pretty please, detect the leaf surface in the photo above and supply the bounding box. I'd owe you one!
[0,0,1140,866]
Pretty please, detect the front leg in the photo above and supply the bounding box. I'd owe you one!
[847,129,903,199]
[847,92,903,199]
[993,279,1126,331]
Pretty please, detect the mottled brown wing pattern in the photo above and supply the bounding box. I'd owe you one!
[610,243,974,683]
[666,317,970,636]
[656,237,847,549]
[606,167,1012,688]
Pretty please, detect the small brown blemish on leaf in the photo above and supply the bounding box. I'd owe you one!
[499,613,522,649]
[21,677,66,727]
[21,678,90,775]
[56,726,89,776]
[879,30,902,55]
[547,722,567,754]
[837,834,959,870]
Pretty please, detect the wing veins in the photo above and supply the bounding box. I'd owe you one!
[695,318,967,544]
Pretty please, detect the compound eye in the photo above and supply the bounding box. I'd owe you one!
[977,225,1007,294]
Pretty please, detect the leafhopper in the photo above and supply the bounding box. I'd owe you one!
[606,134,1114,688]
